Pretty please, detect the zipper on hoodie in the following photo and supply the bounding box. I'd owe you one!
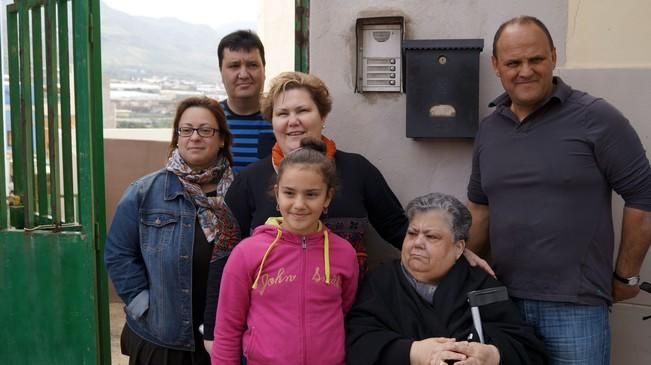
[301,235,308,364]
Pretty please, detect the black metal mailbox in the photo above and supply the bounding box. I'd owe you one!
[402,39,484,138]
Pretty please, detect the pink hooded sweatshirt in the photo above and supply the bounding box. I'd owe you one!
[212,218,359,365]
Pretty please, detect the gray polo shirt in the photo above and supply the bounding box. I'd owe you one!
[468,77,651,305]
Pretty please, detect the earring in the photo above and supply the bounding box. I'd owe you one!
[276,203,280,211]
[323,206,328,215]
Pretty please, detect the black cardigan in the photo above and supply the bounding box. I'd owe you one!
[345,258,548,365]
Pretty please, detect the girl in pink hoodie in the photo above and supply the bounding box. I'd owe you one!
[212,138,359,365]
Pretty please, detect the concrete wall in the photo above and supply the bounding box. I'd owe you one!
[104,138,170,230]
[256,0,295,89]
[567,0,651,68]
[309,0,651,362]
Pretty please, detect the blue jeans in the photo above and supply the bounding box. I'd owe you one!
[514,299,610,365]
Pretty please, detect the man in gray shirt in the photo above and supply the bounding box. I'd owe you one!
[467,15,651,364]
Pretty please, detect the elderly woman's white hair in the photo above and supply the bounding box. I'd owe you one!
[405,192,472,242]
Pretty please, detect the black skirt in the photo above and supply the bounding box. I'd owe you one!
[120,323,210,365]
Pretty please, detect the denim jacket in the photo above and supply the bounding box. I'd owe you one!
[105,169,200,351]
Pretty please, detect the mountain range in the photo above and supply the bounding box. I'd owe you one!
[100,1,255,84]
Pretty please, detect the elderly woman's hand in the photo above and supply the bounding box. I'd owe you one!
[444,341,500,365]
[428,348,467,365]
[410,337,460,365]
[463,249,496,278]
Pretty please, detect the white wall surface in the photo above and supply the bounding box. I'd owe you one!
[257,0,295,90]
[567,0,651,68]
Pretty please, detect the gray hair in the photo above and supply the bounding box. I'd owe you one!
[405,193,472,242]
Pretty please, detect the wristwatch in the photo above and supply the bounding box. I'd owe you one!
[613,272,641,286]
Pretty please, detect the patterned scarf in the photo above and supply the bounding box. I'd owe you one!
[166,149,235,243]
[271,135,337,169]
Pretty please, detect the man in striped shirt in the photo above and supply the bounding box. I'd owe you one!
[218,30,274,172]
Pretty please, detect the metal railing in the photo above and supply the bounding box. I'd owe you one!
[3,0,94,229]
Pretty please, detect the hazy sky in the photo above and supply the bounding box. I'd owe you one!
[102,0,257,30]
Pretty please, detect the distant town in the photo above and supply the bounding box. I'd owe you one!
[105,75,226,129]
[99,1,232,129]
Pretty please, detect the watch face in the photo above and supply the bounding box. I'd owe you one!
[614,273,641,286]
[628,276,641,286]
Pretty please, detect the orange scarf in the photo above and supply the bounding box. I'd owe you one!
[271,135,337,168]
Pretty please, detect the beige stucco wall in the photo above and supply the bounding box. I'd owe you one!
[567,0,651,68]
[256,0,295,89]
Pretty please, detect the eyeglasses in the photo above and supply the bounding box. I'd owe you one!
[177,127,220,137]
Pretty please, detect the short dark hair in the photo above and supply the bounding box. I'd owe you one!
[275,137,338,195]
[492,15,555,59]
[169,96,233,166]
[218,30,266,69]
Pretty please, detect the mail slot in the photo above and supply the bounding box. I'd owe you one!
[402,39,484,138]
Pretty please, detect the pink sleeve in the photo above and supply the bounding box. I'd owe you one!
[211,247,251,365]
[341,251,360,314]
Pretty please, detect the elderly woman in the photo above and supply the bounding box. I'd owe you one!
[345,193,547,365]
[105,96,240,365]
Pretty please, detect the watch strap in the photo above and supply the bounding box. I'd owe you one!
[613,272,641,286]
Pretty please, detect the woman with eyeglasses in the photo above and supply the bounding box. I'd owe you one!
[105,96,240,365]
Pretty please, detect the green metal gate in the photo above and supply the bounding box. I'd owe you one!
[0,0,110,364]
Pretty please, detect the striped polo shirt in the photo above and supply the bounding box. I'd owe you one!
[221,100,274,172]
